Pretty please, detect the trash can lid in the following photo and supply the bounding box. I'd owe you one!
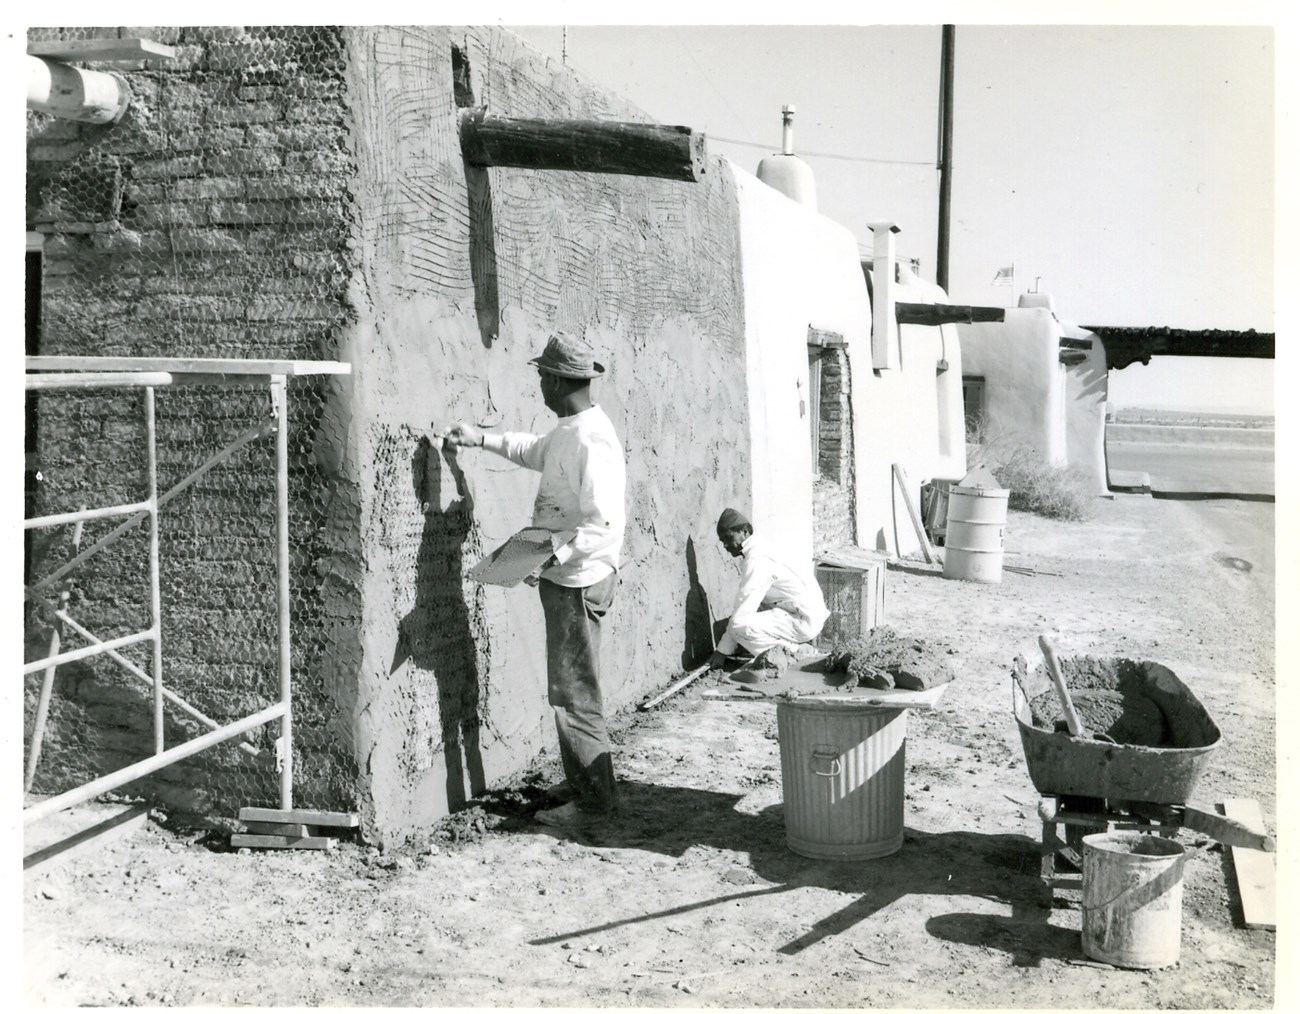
[956,465,1004,491]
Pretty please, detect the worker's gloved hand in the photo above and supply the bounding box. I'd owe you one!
[440,422,484,448]
[707,650,728,671]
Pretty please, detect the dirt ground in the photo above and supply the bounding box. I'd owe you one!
[22,493,1278,1008]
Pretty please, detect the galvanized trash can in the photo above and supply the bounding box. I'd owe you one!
[942,466,1009,584]
[776,697,907,860]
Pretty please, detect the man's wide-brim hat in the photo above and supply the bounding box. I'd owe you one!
[529,332,605,379]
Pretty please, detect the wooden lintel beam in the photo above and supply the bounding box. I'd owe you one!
[895,302,1006,327]
[459,109,706,182]
[1059,336,1093,350]
[807,326,847,349]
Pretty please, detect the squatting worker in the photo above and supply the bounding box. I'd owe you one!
[708,508,830,671]
[441,333,626,829]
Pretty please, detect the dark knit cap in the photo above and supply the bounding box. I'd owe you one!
[716,508,752,535]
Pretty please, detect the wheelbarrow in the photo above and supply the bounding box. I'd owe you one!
[1010,653,1272,890]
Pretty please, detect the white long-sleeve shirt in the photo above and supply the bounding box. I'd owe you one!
[717,533,830,655]
[481,405,626,588]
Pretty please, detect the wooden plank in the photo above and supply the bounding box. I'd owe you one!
[231,833,336,851]
[895,302,1006,326]
[892,464,937,564]
[28,38,177,62]
[1221,799,1275,929]
[26,355,351,376]
[241,821,316,837]
[238,807,359,828]
[1179,804,1274,852]
[24,803,149,872]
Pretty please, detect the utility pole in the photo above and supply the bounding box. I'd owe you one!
[936,25,955,293]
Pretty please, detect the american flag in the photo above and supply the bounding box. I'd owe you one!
[991,264,1015,285]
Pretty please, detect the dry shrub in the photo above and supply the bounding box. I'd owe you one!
[965,418,1093,522]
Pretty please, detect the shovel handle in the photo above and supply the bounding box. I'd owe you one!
[1039,635,1086,738]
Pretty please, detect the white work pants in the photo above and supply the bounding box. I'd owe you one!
[727,607,821,656]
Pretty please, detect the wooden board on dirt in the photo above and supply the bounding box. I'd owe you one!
[1221,798,1275,929]
[241,821,316,837]
[231,833,337,851]
[238,807,359,828]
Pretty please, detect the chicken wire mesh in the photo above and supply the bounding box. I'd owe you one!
[25,26,361,817]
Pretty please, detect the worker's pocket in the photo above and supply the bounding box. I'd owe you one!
[582,571,618,621]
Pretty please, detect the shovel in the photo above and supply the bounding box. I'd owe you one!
[1039,634,1116,743]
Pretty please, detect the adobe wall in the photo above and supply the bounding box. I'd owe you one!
[24,25,750,843]
[958,308,1066,467]
[1062,323,1110,495]
[339,26,749,842]
[959,309,1110,495]
[25,26,361,815]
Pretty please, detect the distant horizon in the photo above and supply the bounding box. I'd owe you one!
[1107,404,1275,421]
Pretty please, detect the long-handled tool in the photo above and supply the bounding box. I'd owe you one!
[1039,634,1085,736]
[1039,634,1117,743]
[639,664,711,711]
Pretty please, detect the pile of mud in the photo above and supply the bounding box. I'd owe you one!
[824,626,957,691]
[1025,656,1173,747]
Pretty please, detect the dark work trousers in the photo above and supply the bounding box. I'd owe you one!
[538,571,619,812]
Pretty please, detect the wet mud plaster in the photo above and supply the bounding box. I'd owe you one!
[1026,656,1173,747]
[828,626,957,690]
[342,26,751,842]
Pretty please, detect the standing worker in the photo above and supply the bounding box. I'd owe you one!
[708,508,829,671]
[441,333,626,828]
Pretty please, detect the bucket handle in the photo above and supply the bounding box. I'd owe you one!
[810,749,842,778]
[1082,841,1208,913]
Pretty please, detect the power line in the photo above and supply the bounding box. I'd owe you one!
[711,134,935,167]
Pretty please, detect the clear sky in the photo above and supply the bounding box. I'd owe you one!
[507,19,1278,415]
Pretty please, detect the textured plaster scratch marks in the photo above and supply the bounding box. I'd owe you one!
[354,27,470,296]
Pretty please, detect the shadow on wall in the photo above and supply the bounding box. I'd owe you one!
[453,44,499,349]
[391,436,486,810]
[682,536,718,668]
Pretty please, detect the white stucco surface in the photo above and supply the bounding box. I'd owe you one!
[729,164,870,564]
[959,308,1067,465]
[853,270,968,554]
[958,307,1111,495]
[730,166,967,559]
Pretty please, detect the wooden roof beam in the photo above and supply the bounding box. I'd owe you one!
[459,108,706,182]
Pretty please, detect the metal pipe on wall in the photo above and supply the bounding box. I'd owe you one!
[27,54,131,124]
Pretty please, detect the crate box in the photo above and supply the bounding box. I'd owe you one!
[814,550,887,649]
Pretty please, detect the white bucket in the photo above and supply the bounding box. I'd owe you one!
[1081,831,1186,969]
[942,484,1008,584]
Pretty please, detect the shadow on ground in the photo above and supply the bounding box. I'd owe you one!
[474,778,1060,964]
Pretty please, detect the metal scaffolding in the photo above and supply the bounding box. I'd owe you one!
[22,356,351,825]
